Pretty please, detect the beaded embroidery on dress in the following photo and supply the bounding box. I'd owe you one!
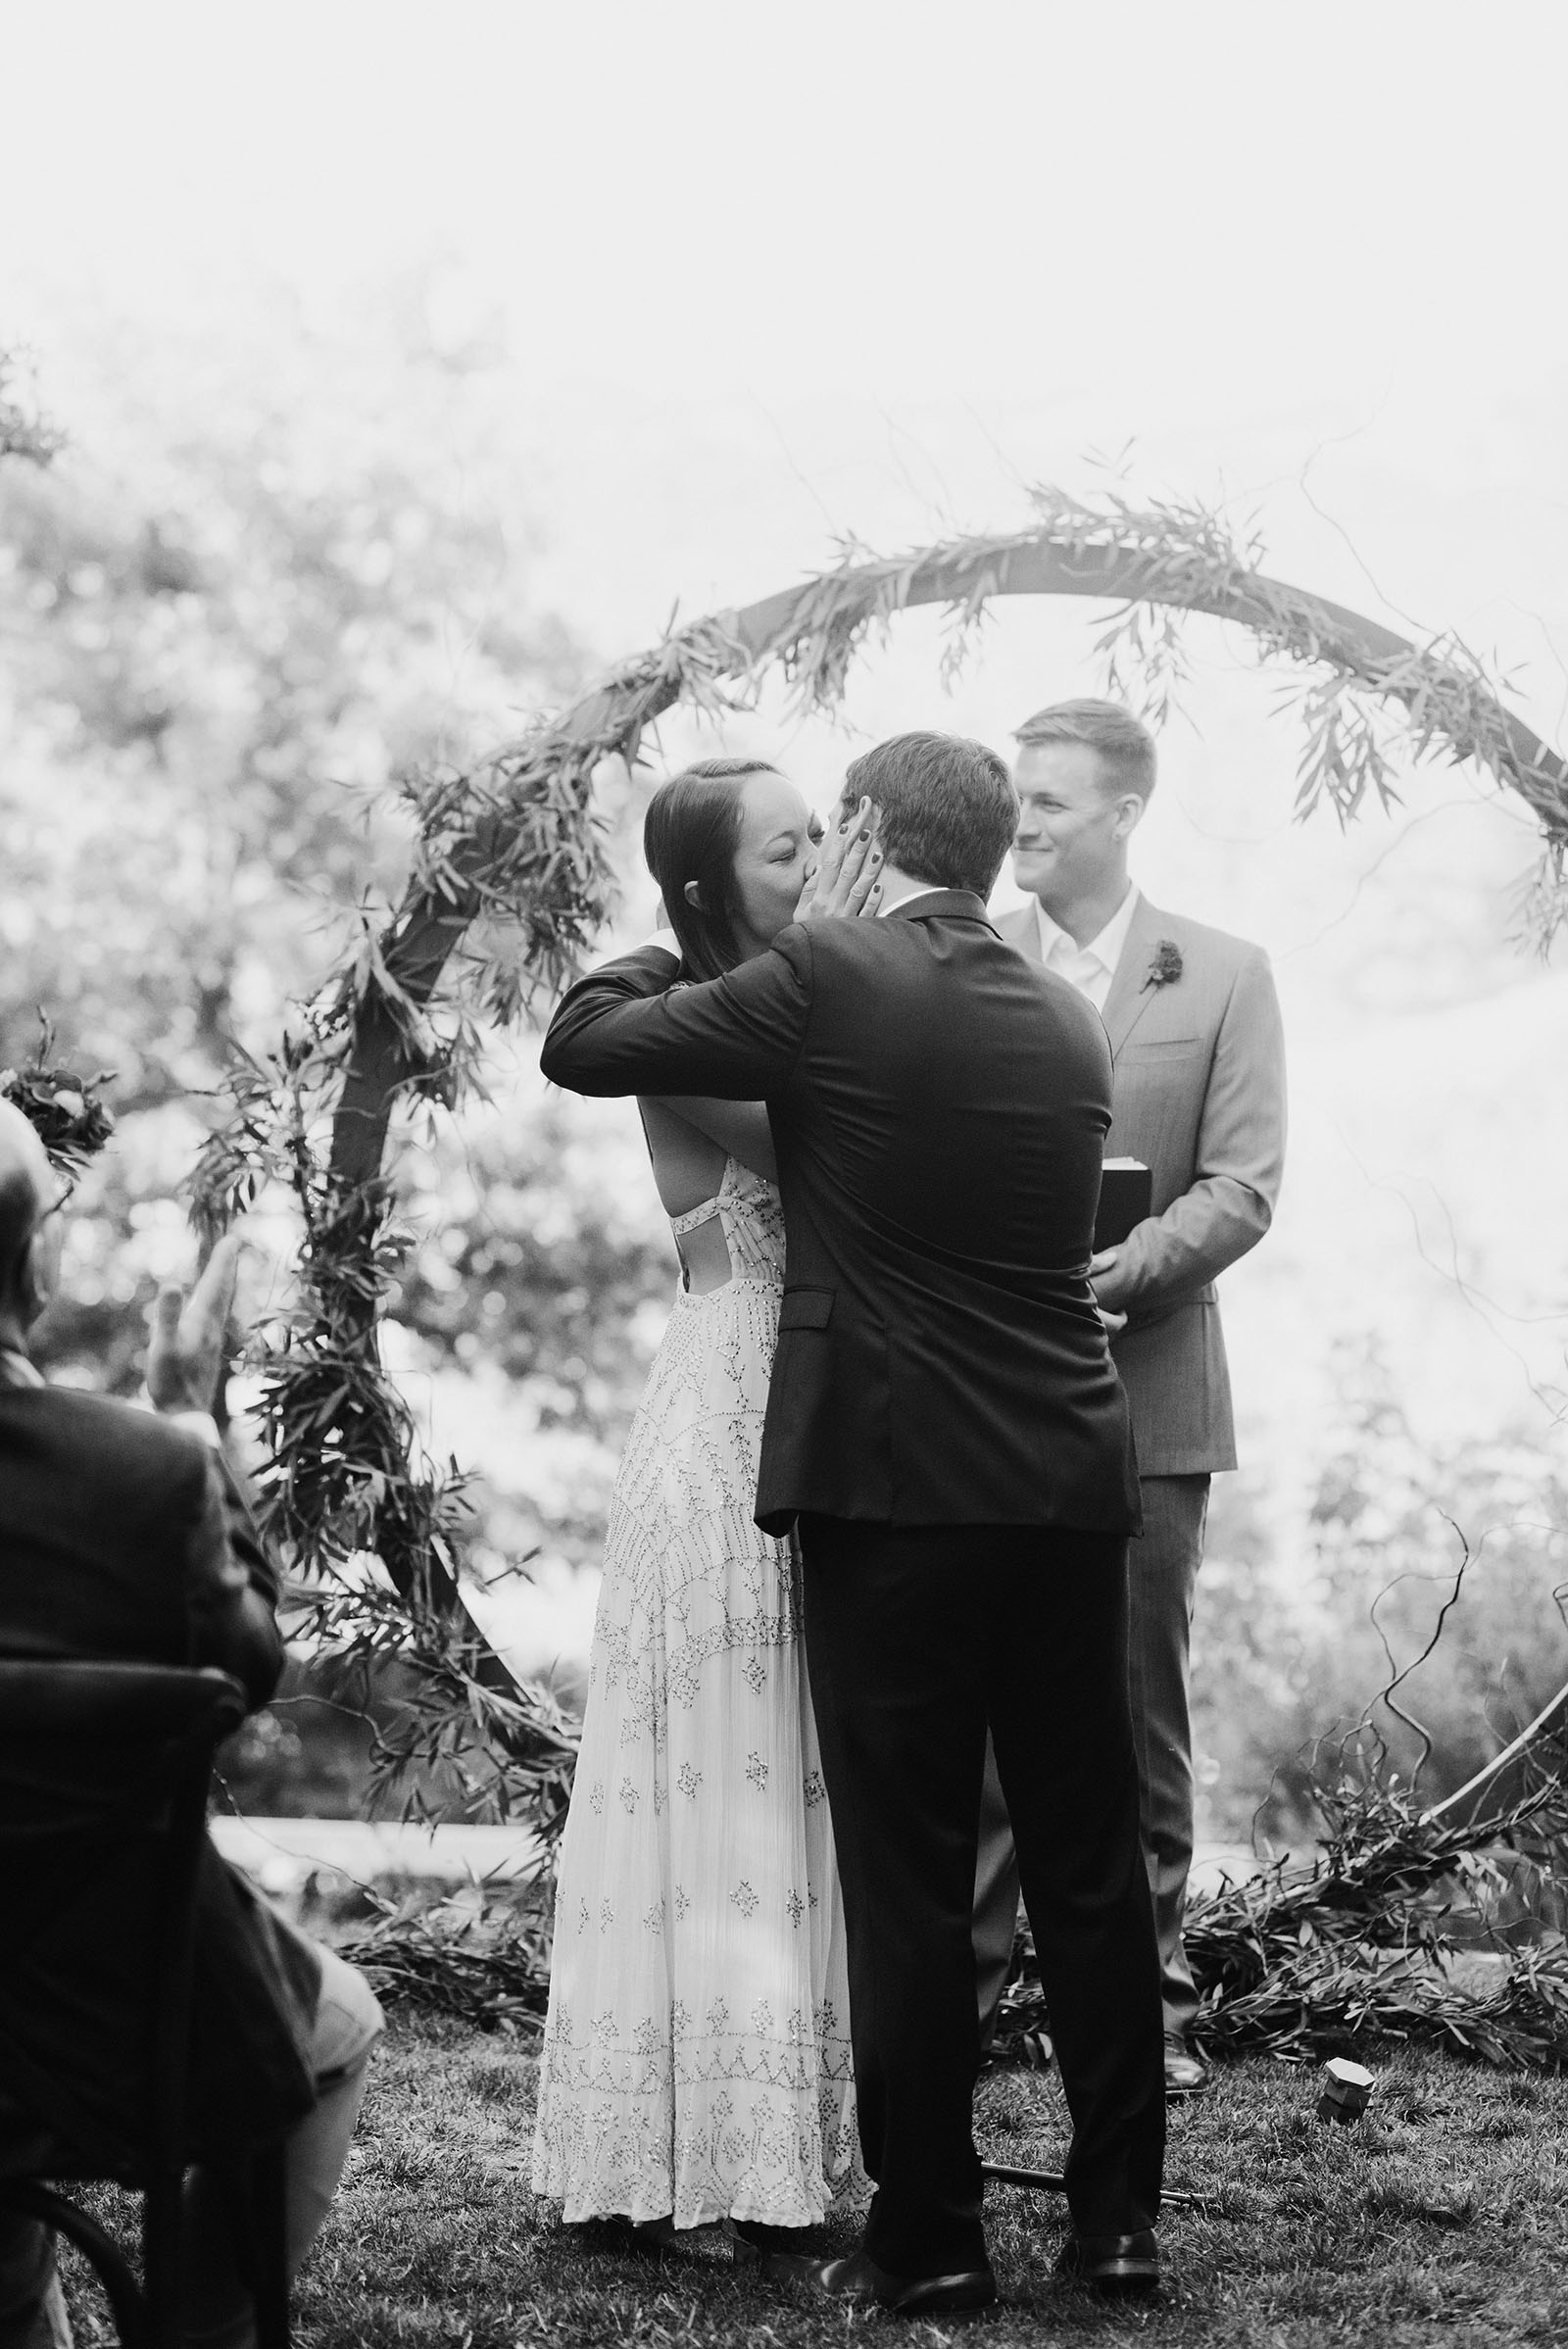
[528,1157,861,2227]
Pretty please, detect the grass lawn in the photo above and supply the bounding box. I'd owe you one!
[62,2015,1568,2345]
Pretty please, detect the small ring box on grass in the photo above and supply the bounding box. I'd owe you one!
[1317,2058,1374,2126]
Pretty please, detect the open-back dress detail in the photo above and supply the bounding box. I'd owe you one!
[529,1156,860,2227]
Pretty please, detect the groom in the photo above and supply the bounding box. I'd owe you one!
[542,732,1165,2314]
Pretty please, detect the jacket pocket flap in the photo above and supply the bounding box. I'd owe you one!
[778,1288,834,1331]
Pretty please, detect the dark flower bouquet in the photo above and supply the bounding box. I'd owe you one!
[1143,939,1184,991]
[0,1017,116,1177]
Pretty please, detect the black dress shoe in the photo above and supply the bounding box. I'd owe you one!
[1056,2228,1160,2295]
[760,2244,998,2316]
[727,2218,818,2262]
[1164,2034,1209,2096]
[611,2214,677,2252]
[727,2217,816,2255]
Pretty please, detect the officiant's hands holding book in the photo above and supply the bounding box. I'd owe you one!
[1091,1244,1131,1337]
[1090,1158,1151,1335]
[1090,1245,1131,1310]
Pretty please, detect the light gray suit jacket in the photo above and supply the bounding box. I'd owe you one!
[998,893,1287,1476]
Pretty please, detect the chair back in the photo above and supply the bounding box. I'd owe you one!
[0,1661,247,2180]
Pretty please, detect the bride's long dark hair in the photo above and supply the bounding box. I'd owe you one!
[643,757,782,981]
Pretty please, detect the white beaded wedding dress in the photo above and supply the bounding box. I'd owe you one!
[525,1155,860,2228]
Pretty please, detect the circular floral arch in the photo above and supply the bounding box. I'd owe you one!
[193,488,1568,1828]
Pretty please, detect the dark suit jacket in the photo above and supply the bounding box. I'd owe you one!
[0,1359,321,2157]
[542,892,1140,1536]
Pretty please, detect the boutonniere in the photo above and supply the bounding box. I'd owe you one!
[1142,939,1183,992]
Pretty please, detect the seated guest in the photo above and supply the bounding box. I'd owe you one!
[0,1101,382,2349]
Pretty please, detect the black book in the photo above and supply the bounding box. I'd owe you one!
[1094,1158,1152,1252]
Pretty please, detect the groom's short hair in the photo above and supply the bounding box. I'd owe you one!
[843,732,1017,898]
[1012,699,1157,803]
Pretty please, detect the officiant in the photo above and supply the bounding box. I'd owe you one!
[974,699,1288,2095]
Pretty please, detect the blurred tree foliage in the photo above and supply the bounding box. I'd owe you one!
[0,310,675,1514]
[0,350,60,466]
[0,322,579,1119]
[1194,1345,1568,1842]
[0,312,681,1809]
[388,1074,677,1585]
[398,1087,669,1437]
[0,312,617,1384]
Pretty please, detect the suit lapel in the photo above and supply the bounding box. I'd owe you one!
[1101,895,1167,1056]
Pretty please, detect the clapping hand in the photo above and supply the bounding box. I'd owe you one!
[146,1233,245,1415]
[796,796,884,922]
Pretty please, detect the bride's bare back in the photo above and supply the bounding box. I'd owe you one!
[638,1095,777,1296]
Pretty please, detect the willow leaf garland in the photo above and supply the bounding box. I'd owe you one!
[180,486,1568,1841]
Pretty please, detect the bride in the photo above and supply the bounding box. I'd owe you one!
[517,758,883,2244]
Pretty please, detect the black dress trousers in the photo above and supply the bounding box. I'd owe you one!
[799,1515,1165,2278]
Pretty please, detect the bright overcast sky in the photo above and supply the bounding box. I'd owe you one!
[9,0,1562,678]
[6,0,1565,416]
[6,0,1565,858]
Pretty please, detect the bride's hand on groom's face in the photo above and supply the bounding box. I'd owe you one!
[796,796,884,923]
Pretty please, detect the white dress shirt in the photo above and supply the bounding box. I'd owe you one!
[1034,885,1141,1013]
[876,883,949,917]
